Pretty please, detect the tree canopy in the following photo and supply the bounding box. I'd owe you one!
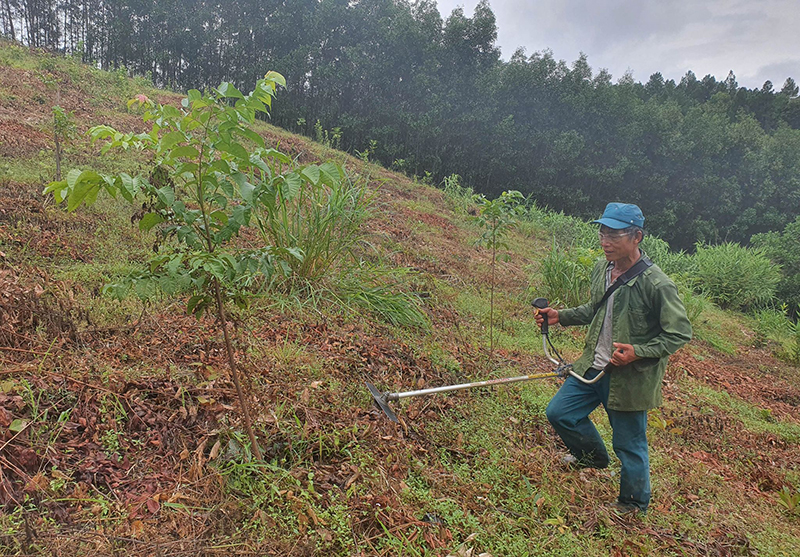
[3,0,799,249]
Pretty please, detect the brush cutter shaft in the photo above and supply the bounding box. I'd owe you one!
[387,371,560,401]
[367,294,605,422]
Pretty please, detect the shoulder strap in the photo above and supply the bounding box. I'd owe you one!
[592,256,653,315]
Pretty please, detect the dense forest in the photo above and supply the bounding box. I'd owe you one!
[2,0,800,250]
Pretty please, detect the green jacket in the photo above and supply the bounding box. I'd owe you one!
[558,256,692,411]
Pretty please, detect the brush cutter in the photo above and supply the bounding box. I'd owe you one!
[366,298,607,422]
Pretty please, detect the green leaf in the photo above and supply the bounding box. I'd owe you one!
[9,418,28,433]
[162,105,182,119]
[118,173,139,202]
[166,254,184,275]
[230,172,255,203]
[231,205,251,227]
[160,130,186,152]
[204,258,227,278]
[139,212,165,231]
[286,247,304,262]
[187,294,209,317]
[156,186,175,208]
[175,162,198,176]
[282,172,302,202]
[240,180,256,203]
[218,173,235,197]
[264,71,287,89]
[148,255,171,273]
[217,141,249,161]
[216,226,235,243]
[210,210,229,225]
[301,165,321,185]
[217,82,244,99]
[263,148,292,164]
[67,171,104,211]
[212,193,228,209]
[319,161,342,185]
[66,167,83,189]
[43,180,68,203]
[235,127,265,148]
[169,145,200,159]
[176,225,198,245]
[208,159,231,173]
[249,154,270,174]
[184,209,200,225]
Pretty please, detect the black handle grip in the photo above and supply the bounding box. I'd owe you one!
[532,297,549,335]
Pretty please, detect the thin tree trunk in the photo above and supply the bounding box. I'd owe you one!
[213,278,263,461]
[3,0,14,41]
[54,89,61,181]
[54,131,61,180]
[489,234,495,361]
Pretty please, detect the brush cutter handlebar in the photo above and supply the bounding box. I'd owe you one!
[532,297,607,385]
[532,297,550,335]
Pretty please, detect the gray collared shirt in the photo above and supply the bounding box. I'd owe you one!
[591,262,615,370]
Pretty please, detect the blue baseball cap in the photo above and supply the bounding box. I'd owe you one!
[592,202,645,229]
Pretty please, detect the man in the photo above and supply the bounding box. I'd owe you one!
[535,202,692,514]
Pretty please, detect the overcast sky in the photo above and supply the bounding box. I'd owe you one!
[435,0,800,90]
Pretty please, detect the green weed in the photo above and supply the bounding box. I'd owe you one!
[538,241,601,308]
[641,235,696,277]
[524,205,596,249]
[255,165,375,286]
[694,242,780,311]
[777,486,800,513]
[753,307,800,363]
[440,173,475,214]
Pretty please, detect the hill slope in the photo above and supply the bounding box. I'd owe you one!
[1,41,800,556]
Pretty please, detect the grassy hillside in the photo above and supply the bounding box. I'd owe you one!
[1,40,799,556]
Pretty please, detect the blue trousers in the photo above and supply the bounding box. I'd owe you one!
[545,368,651,511]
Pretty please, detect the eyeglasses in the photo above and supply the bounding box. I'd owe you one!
[597,230,631,242]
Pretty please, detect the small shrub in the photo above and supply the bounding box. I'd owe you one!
[52,105,77,180]
[312,120,342,149]
[693,243,780,311]
[473,190,525,356]
[44,74,297,461]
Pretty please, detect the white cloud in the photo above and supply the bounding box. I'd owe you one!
[436,0,800,88]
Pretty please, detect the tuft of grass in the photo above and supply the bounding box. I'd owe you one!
[523,204,596,249]
[439,173,475,214]
[341,282,429,329]
[641,235,696,277]
[538,241,601,308]
[255,165,375,286]
[754,307,800,363]
[694,242,781,311]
